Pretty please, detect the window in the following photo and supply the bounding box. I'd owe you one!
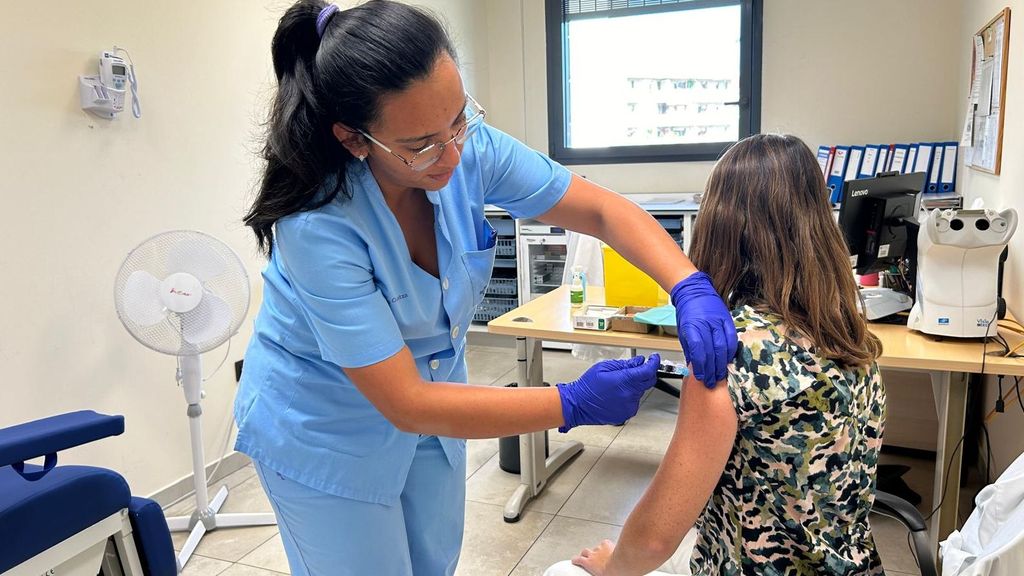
[545,0,762,164]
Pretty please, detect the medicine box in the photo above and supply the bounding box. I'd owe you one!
[572,305,622,331]
[609,306,655,333]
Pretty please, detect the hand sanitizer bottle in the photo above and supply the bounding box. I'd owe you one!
[570,265,587,308]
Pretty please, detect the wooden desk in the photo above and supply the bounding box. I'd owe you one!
[489,286,1024,551]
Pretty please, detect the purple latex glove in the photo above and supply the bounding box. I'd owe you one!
[556,354,660,433]
[671,272,738,387]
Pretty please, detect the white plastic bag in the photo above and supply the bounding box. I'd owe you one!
[561,231,630,362]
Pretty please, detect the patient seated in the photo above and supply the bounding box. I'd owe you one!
[549,134,887,576]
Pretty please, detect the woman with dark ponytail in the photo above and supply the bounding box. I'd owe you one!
[236,1,738,573]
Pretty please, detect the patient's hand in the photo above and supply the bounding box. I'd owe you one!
[573,539,616,575]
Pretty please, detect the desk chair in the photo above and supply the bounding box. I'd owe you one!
[874,490,937,576]
[0,411,177,576]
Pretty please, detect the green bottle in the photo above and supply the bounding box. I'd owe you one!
[570,265,586,305]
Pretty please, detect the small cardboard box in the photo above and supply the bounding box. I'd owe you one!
[610,306,655,333]
[572,305,622,331]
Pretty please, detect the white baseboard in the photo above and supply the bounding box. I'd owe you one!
[147,451,253,509]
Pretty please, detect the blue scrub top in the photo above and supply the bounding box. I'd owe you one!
[234,124,571,505]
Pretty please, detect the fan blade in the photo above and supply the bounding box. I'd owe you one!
[123,270,166,326]
[182,292,232,345]
[167,239,227,282]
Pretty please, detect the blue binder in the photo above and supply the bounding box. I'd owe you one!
[826,146,849,204]
[926,144,944,193]
[913,143,935,193]
[858,145,881,178]
[939,142,959,193]
[877,145,891,174]
[906,144,919,175]
[844,146,865,181]
[816,145,834,177]
[889,144,910,173]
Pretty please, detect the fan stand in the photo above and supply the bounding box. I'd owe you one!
[163,354,277,569]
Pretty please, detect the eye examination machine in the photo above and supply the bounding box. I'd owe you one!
[908,208,1018,338]
[839,173,1018,338]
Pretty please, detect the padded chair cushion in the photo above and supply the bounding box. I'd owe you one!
[128,496,178,576]
[0,463,130,572]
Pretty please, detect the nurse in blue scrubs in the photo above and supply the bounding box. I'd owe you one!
[235,1,738,574]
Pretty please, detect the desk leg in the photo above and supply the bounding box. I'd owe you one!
[504,337,584,523]
[929,371,967,553]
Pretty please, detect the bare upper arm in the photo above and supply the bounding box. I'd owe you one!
[673,376,739,454]
[535,174,621,236]
[641,375,739,541]
[666,373,738,496]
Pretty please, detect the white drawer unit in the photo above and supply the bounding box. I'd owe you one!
[471,208,519,326]
[518,222,569,304]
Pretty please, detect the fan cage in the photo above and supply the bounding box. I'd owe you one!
[114,230,250,355]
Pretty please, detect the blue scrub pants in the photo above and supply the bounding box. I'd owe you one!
[254,436,466,575]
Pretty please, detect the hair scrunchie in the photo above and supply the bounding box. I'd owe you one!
[316,4,340,38]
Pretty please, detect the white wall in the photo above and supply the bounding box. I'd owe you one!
[960,0,1024,477]
[0,0,488,497]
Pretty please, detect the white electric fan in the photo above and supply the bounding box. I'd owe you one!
[113,230,276,569]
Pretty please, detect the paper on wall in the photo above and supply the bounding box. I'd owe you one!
[978,59,995,116]
[993,19,1004,108]
[961,98,975,147]
[972,35,985,104]
[983,110,999,170]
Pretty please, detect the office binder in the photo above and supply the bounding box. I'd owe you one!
[827,145,864,204]
[859,145,880,178]
[844,146,865,182]
[816,145,835,178]
[826,146,849,204]
[926,144,944,193]
[939,142,959,193]
[914,142,934,175]
[877,145,891,174]
[890,144,910,173]
[906,144,919,174]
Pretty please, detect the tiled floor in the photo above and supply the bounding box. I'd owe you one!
[168,343,956,576]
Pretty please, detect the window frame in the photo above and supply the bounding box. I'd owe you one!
[544,0,763,165]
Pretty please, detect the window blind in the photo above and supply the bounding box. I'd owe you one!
[562,0,737,20]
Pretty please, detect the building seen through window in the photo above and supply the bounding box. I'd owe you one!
[546,0,761,164]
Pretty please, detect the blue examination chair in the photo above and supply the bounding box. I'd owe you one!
[0,411,177,575]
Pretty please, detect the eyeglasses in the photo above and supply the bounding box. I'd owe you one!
[360,93,486,172]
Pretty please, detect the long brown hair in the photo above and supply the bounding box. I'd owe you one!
[689,134,882,367]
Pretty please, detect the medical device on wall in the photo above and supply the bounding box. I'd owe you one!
[113,231,275,569]
[79,47,141,119]
[908,208,1017,338]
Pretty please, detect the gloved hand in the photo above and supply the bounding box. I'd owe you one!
[556,354,660,433]
[671,272,738,388]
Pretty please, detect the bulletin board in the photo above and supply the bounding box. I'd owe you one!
[964,8,1011,175]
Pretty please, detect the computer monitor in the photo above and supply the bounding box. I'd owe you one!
[837,172,926,275]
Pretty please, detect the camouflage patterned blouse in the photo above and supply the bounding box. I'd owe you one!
[690,306,886,576]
